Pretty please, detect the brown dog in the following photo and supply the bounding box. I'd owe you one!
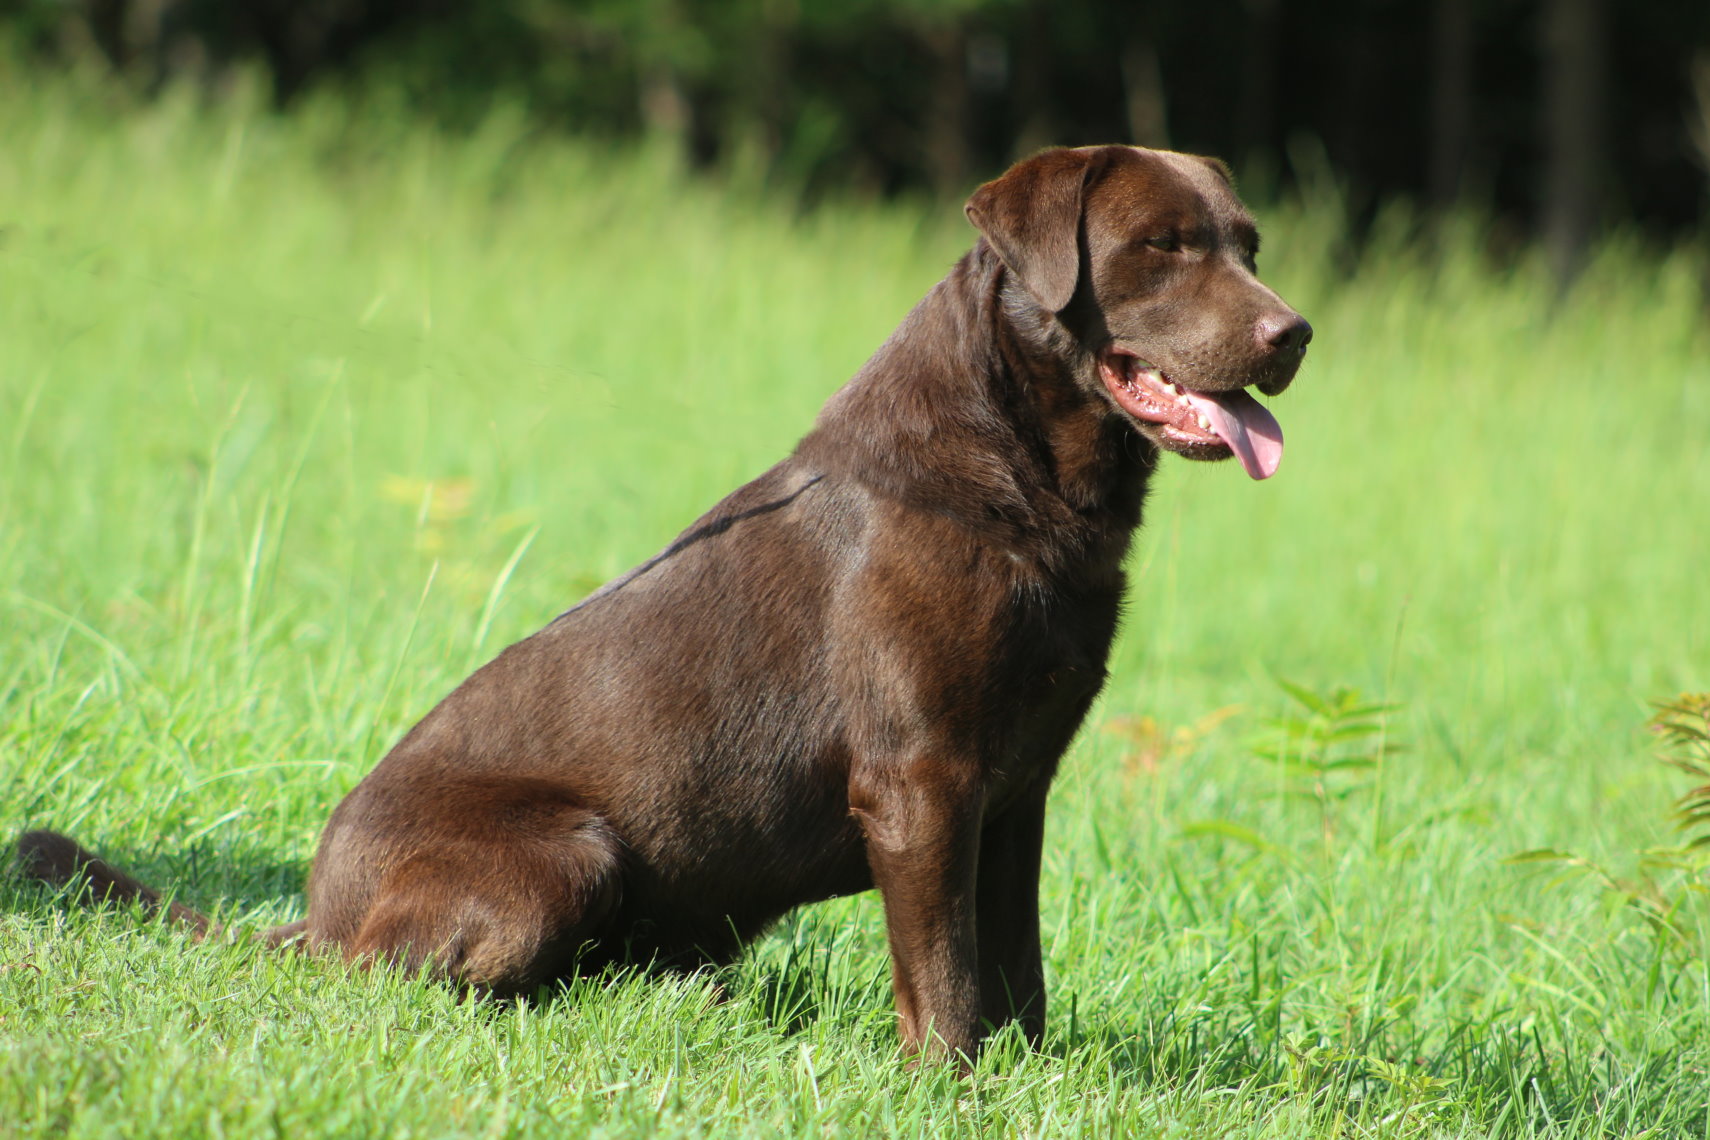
[18,145,1309,1062]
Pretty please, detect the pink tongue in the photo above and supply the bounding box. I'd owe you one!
[1185,388,1284,480]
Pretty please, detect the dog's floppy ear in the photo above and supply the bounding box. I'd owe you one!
[965,147,1105,314]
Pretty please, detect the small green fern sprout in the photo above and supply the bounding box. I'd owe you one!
[1252,680,1403,857]
[1506,693,1710,958]
[1651,693,1710,845]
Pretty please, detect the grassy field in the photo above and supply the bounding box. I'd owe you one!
[3,69,1709,1138]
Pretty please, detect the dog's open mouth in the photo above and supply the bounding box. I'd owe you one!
[1097,351,1284,480]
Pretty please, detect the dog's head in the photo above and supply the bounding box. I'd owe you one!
[966,146,1310,480]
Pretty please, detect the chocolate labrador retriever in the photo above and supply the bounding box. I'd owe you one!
[18,145,1309,1062]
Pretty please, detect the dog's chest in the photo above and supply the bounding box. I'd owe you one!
[979,573,1122,798]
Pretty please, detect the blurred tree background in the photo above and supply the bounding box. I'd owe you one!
[4,0,1708,278]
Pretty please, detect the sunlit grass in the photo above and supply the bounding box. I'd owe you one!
[3,68,1709,1137]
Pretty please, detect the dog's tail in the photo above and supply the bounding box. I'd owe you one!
[15,829,214,937]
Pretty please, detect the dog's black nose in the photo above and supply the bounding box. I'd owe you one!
[1257,313,1312,354]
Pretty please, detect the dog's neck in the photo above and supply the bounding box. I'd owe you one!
[796,241,1155,574]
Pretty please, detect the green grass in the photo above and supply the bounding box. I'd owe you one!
[4,68,1710,1138]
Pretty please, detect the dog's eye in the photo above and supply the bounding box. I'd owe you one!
[1144,235,1179,253]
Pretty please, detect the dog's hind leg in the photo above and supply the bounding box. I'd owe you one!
[338,805,624,996]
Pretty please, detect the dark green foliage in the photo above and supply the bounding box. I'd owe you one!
[4,0,1707,235]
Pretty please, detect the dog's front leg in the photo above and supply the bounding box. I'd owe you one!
[849,763,985,1063]
[975,779,1048,1044]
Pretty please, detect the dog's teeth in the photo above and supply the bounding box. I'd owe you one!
[1176,393,1190,407]
[1160,381,1177,395]
[1196,414,1212,431]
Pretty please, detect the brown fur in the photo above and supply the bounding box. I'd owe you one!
[16,146,1310,1064]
